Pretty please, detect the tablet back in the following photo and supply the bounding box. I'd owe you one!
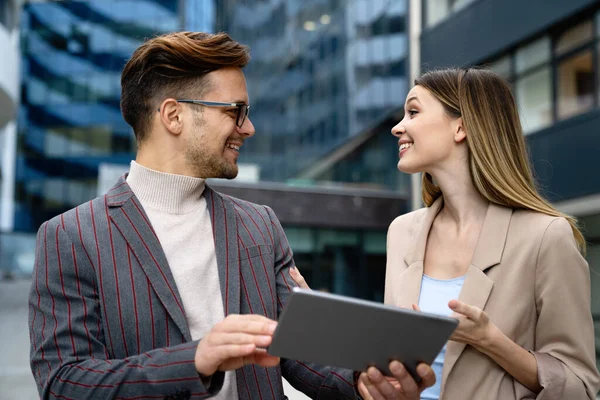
[268,288,458,379]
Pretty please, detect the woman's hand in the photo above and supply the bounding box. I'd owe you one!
[358,361,435,400]
[289,266,310,290]
[447,299,497,351]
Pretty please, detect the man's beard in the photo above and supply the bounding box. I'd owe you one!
[185,113,239,179]
[184,136,238,179]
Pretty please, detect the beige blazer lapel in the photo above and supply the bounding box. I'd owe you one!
[392,198,445,307]
[440,203,513,396]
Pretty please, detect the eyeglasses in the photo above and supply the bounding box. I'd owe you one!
[175,100,250,128]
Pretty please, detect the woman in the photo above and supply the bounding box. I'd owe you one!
[291,68,600,400]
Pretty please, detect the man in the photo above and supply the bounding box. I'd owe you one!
[29,32,434,400]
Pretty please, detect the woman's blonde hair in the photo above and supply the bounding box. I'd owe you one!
[415,68,586,254]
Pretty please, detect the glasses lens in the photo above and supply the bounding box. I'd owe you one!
[237,104,249,127]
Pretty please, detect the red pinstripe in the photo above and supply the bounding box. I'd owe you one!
[244,248,268,314]
[50,227,63,360]
[281,269,292,291]
[221,197,230,316]
[90,201,116,357]
[105,197,129,357]
[127,246,141,354]
[331,371,353,387]
[73,359,194,374]
[114,395,208,400]
[146,278,156,348]
[75,207,101,347]
[38,223,53,384]
[118,208,186,317]
[165,313,170,347]
[239,366,251,399]
[31,225,44,382]
[239,274,263,400]
[107,190,133,199]
[49,391,76,400]
[236,211,276,314]
[56,375,199,387]
[56,222,76,359]
[228,197,268,243]
[296,361,324,378]
[71,239,93,357]
[249,203,275,246]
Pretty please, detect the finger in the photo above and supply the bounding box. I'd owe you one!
[448,300,475,319]
[218,315,278,335]
[208,332,273,348]
[357,378,375,400]
[360,372,385,400]
[416,363,436,390]
[411,303,421,312]
[251,350,281,368]
[213,343,256,364]
[289,267,310,290]
[389,361,418,397]
[367,367,399,399]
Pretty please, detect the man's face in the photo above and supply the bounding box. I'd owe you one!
[182,67,255,179]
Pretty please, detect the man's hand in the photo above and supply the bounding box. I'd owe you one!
[195,314,280,376]
[358,361,435,400]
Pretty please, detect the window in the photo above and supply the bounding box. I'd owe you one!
[425,0,477,27]
[483,16,600,134]
[557,50,594,120]
[516,68,552,133]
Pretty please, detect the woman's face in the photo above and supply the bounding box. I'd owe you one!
[391,85,464,174]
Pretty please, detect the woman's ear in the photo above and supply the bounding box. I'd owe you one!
[454,117,467,143]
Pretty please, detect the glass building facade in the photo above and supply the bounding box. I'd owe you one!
[215,0,409,191]
[15,0,211,232]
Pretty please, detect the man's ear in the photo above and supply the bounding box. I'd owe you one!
[454,117,467,143]
[157,98,183,136]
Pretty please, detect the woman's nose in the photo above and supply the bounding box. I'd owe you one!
[391,121,404,137]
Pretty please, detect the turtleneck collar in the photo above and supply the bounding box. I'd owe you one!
[126,161,206,215]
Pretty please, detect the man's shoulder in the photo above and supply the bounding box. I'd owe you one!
[37,194,109,233]
[215,190,272,216]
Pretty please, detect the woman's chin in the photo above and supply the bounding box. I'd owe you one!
[397,160,419,174]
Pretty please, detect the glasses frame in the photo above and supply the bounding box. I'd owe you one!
[175,100,250,128]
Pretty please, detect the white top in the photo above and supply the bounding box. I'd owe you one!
[127,161,237,399]
[418,274,465,400]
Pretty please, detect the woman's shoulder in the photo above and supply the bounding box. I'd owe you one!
[511,208,571,236]
[388,207,429,236]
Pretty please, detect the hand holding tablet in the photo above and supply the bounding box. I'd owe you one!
[268,288,458,381]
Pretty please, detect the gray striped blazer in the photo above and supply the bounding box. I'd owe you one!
[29,176,358,400]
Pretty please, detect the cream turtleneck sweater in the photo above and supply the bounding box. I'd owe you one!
[126,161,237,399]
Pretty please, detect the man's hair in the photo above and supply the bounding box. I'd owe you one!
[120,31,250,143]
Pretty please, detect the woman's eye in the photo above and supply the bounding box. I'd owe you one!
[408,110,418,116]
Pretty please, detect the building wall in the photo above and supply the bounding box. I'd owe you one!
[0,0,20,232]
[216,0,409,189]
[15,0,199,232]
[421,0,597,68]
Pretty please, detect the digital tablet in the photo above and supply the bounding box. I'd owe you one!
[268,288,458,379]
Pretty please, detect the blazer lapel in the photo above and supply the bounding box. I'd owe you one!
[394,198,445,307]
[106,177,192,341]
[440,203,513,395]
[205,186,241,316]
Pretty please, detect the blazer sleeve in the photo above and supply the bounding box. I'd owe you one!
[532,217,600,399]
[263,206,360,400]
[29,219,223,400]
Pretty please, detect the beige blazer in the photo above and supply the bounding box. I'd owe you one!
[385,197,600,399]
